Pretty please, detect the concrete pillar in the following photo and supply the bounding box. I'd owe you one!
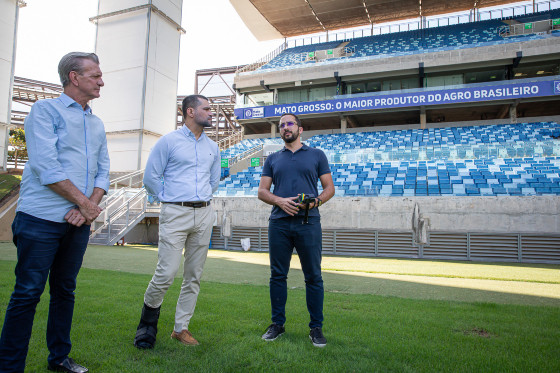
[92,0,184,172]
[510,103,518,123]
[340,116,347,134]
[0,0,21,171]
[270,121,276,138]
[420,106,427,129]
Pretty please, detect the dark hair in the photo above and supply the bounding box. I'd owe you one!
[58,52,100,87]
[279,113,301,127]
[182,94,209,117]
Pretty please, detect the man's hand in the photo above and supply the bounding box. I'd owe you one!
[64,208,86,227]
[78,200,102,223]
[276,196,300,216]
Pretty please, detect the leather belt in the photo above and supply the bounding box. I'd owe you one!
[164,201,211,208]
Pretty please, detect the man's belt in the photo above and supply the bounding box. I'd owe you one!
[164,201,211,208]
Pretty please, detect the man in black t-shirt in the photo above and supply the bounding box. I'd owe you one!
[258,113,335,347]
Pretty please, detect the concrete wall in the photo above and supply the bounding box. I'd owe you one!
[212,195,560,234]
[94,0,183,172]
[0,0,19,171]
[235,37,560,91]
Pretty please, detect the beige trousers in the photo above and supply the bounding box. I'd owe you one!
[144,203,214,332]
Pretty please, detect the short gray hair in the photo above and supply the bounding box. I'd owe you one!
[58,52,100,87]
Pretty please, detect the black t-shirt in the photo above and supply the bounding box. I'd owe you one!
[262,144,331,219]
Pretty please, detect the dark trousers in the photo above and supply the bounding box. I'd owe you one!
[268,215,324,329]
[0,212,89,373]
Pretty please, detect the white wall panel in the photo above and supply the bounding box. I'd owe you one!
[153,0,182,25]
[0,59,11,123]
[147,15,181,79]
[106,133,142,171]
[93,68,145,131]
[98,0,146,14]
[0,0,18,171]
[143,68,177,134]
[94,0,183,172]
[95,14,148,72]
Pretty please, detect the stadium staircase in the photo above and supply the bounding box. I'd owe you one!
[89,170,157,246]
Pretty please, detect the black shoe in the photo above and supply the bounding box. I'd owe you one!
[261,323,285,341]
[47,357,88,373]
[309,327,327,347]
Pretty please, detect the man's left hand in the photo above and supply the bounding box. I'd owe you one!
[64,208,87,227]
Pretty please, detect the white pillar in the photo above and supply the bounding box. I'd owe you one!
[92,0,184,172]
[0,0,22,171]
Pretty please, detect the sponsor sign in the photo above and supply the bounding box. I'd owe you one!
[234,80,557,119]
[243,107,264,118]
[555,81,560,95]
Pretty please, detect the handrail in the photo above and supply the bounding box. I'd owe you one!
[217,130,244,151]
[236,42,288,74]
[228,144,264,166]
[90,188,146,241]
[98,188,127,210]
[324,139,560,164]
[107,189,145,221]
[109,169,144,191]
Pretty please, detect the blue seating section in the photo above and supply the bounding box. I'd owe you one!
[260,41,341,70]
[220,138,283,160]
[306,122,560,151]
[257,11,559,71]
[330,158,560,197]
[216,157,560,197]
[216,122,560,197]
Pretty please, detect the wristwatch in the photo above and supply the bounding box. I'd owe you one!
[315,197,322,207]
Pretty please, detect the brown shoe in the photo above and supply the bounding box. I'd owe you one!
[171,329,199,346]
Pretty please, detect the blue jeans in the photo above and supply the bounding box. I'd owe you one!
[268,216,324,329]
[0,212,90,373]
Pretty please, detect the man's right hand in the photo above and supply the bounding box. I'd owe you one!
[78,200,102,223]
[276,196,300,216]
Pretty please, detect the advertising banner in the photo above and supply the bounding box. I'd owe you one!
[235,79,559,120]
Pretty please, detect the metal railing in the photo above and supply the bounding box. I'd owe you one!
[227,145,264,167]
[217,130,244,151]
[90,188,147,245]
[323,139,560,164]
[499,18,558,37]
[236,42,288,74]
[109,169,144,191]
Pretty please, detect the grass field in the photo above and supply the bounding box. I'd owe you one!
[0,242,559,372]
[0,174,21,201]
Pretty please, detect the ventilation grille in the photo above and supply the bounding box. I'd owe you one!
[378,232,418,258]
[334,230,376,255]
[425,232,468,260]
[521,235,560,262]
[322,230,335,254]
[470,234,519,261]
[209,226,560,263]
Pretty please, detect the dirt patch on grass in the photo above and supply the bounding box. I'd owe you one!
[454,327,496,338]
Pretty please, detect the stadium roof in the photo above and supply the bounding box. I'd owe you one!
[230,0,524,40]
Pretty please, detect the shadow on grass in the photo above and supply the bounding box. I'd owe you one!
[0,242,559,307]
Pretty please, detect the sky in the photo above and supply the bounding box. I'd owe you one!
[14,0,281,95]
